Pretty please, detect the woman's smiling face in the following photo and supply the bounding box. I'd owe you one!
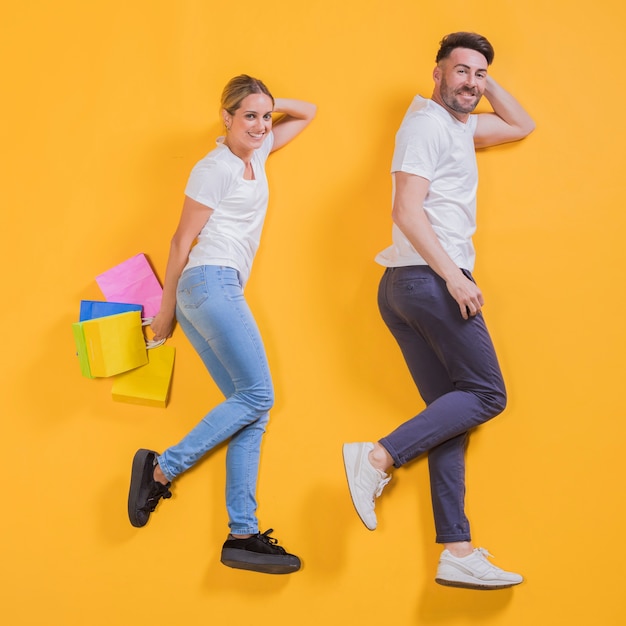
[223,93,274,156]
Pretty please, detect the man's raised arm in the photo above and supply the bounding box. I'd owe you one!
[474,76,535,149]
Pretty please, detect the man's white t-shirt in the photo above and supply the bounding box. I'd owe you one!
[375,96,479,272]
[183,132,274,285]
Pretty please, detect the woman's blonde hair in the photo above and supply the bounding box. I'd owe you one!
[221,74,274,115]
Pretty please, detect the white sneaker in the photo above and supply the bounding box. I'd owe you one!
[342,442,391,530]
[435,548,523,590]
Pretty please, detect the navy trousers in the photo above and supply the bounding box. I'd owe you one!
[377,265,507,544]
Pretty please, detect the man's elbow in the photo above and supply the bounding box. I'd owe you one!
[513,112,536,140]
[391,204,405,228]
[520,118,536,138]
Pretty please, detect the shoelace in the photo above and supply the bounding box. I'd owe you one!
[476,547,494,559]
[257,529,287,554]
[140,482,172,513]
[374,475,391,498]
[473,548,512,575]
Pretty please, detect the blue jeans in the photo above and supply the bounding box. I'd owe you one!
[157,265,273,535]
[377,266,507,544]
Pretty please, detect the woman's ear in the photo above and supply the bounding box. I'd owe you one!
[222,109,232,130]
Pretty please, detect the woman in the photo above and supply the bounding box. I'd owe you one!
[127,75,316,575]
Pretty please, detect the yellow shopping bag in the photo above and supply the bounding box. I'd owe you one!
[112,345,175,407]
[72,311,149,378]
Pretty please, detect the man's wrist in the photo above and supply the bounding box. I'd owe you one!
[441,265,465,285]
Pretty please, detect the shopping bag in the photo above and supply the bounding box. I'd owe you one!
[112,344,176,408]
[72,311,149,378]
[95,253,163,318]
[79,300,142,322]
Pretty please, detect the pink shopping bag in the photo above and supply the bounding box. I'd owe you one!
[96,253,163,318]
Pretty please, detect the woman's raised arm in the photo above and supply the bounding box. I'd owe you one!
[271,98,317,152]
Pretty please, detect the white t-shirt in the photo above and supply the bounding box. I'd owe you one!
[375,96,479,271]
[184,131,275,285]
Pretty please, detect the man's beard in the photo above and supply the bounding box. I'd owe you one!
[441,80,482,114]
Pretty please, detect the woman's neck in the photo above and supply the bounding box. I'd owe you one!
[223,139,253,165]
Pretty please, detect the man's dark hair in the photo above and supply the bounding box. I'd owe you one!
[435,32,495,66]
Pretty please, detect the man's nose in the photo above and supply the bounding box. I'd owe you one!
[464,73,476,86]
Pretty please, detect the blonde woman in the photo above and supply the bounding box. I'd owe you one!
[128,75,316,575]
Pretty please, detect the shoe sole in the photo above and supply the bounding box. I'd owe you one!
[128,449,154,528]
[342,443,376,531]
[221,549,301,575]
[435,576,522,590]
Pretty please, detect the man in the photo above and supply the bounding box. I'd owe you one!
[343,32,535,590]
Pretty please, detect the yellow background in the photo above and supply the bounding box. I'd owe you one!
[2,1,625,624]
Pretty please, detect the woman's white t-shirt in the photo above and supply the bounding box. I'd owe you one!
[183,132,274,285]
[375,96,479,272]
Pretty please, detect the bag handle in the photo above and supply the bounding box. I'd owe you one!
[142,317,166,349]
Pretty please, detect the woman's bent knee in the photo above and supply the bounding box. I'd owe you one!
[240,386,274,416]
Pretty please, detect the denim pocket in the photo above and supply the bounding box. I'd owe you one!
[177,267,209,309]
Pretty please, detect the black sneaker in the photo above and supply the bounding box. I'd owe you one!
[220,529,301,574]
[128,449,172,527]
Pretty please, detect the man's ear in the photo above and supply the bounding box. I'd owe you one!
[433,65,442,84]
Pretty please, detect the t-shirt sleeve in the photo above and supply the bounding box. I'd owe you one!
[391,115,442,181]
[469,113,478,136]
[184,158,231,208]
